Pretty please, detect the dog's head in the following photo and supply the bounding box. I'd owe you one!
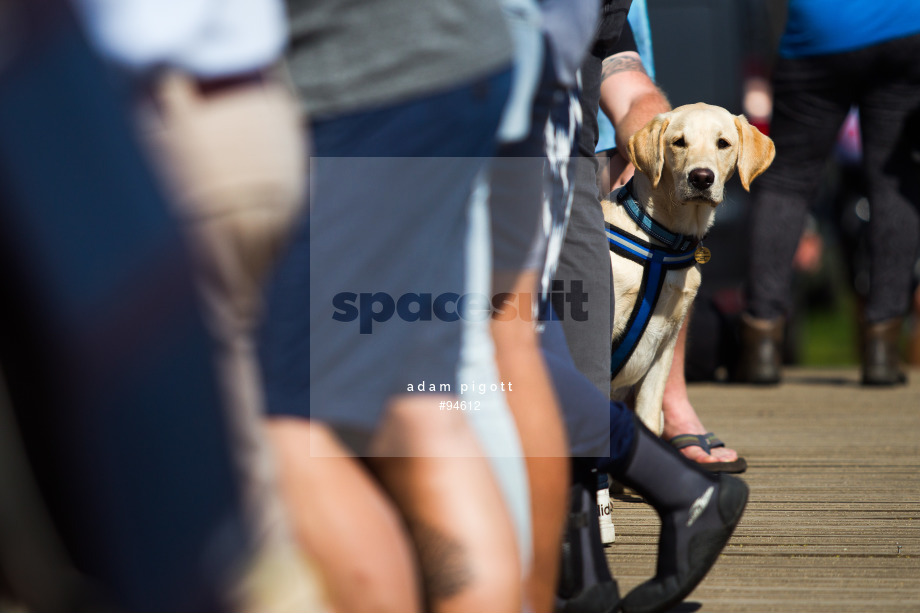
[627,102,775,206]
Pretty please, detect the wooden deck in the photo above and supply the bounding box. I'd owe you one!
[605,366,920,613]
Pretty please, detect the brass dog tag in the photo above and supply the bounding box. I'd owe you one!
[694,245,711,264]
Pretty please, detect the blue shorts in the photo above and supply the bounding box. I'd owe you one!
[259,69,512,450]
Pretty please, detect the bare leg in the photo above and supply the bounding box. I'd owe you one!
[661,314,740,465]
[266,419,422,612]
[492,270,570,612]
[369,395,523,612]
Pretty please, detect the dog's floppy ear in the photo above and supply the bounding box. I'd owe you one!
[627,114,670,189]
[734,114,775,191]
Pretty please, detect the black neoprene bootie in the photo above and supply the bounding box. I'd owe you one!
[555,460,621,613]
[608,417,749,613]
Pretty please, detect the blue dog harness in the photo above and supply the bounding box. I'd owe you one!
[607,180,702,378]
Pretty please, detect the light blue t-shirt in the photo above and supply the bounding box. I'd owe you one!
[779,0,920,58]
[596,0,654,153]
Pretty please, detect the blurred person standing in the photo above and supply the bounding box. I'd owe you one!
[73,0,324,609]
[260,1,522,611]
[473,1,581,610]
[738,0,920,385]
[0,0,285,609]
[539,5,750,611]
[480,2,750,610]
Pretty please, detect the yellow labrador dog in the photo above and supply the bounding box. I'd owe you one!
[602,102,774,434]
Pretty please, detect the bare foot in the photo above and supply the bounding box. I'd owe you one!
[661,395,739,465]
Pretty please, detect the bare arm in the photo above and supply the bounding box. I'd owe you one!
[598,51,671,154]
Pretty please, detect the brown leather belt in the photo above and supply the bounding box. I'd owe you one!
[194,70,267,96]
[136,69,270,116]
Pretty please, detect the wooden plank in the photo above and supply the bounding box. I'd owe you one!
[604,366,920,612]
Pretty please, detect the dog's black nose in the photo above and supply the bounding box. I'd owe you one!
[688,168,715,190]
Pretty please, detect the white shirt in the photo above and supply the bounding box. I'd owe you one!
[74,0,287,77]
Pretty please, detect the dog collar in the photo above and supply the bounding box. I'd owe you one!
[616,179,700,252]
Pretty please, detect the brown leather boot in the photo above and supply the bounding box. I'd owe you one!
[736,313,784,384]
[862,318,907,386]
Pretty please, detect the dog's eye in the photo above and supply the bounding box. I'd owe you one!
[717,138,731,149]
[673,137,686,147]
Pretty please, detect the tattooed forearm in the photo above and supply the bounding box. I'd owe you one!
[601,54,647,81]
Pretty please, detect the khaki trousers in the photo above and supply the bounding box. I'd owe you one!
[144,72,321,610]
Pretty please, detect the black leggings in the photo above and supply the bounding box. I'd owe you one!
[746,32,920,324]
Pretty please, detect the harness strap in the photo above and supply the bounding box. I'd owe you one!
[609,247,668,378]
[606,218,698,379]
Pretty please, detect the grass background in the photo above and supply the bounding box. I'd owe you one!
[800,291,859,366]
[793,241,917,367]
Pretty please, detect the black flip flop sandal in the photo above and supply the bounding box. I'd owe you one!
[669,432,748,473]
